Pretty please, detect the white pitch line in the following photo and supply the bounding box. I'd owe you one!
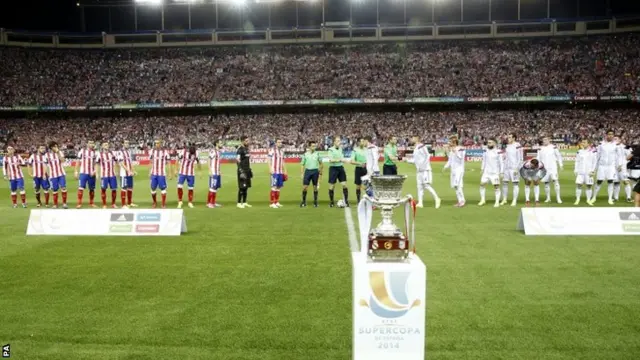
[344,206,359,253]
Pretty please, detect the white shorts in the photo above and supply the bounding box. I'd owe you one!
[596,165,617,181]
[417,170,433,187]
[480,173,500,186]
[541,171,558,183]
[502,168,520,182]
[575,174,594,186]
[450,170,464,189]
[617,169,629,182]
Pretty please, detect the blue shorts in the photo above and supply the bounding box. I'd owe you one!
[33,177,50,191]
[271,173,284,188]
[121,176,134,190]
[79,173,96,190]
[50,176,67,192]
[209,175,222,190]
[101,176,118,190]
[10,178,25,192]
[178,174,195,188]
[150,175,167,191]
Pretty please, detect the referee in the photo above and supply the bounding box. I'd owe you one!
[383,136,399,175]
[328,136,349,207]
[300,141,322,208]
[350,137,368,203]
[236,136,253,208]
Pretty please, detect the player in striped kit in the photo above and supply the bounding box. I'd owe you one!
[46,141,68,209]
[27,145,50,207]
[96,142,120,208]
[117,140,136,208]
[3,146,27,208]
[177,144,200,209]
[269,138,288,208]
[75,140,97,208]
[207,140,223,208]
[150,140,173,209]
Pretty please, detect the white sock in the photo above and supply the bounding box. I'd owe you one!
[417,187,424,204]
[525,186,531,201]
[494,188,501,203]
[554,181,561,201]
[502,182,509,201]
[425,184,439,199]
[586,187,593,200]
[534,185,540,202]
[593,183,602,199]
[607,183,614,201]
[479,186,486,202]
[513,183,519,202]
[614,183,620,200]
[456,188,465,203]
[544,183,551,200]
[576,186,582,200]
[625,183,632,199]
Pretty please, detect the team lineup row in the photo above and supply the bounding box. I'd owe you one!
[3,132,639,209]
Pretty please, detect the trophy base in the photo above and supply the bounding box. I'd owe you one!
[367,234,409,262]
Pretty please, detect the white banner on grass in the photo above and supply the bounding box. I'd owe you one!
[517,208,640,235]
[26,209,187,236]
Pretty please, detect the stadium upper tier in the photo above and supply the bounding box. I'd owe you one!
[0,33,639,106]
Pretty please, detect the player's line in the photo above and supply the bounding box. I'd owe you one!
[344,207,359,252]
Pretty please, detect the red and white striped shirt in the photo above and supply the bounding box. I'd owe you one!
[3,155,25,180]
[96,151,118,178]
[28,153,48,178]
[77,148,96,175]
[117,150,133,177]
[178,149,199,176]
[46,152,65,178]
[269,148,284,174]
[150,149,171,176]
[209,150,221,175]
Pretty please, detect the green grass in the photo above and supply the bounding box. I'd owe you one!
[1,162,640,360]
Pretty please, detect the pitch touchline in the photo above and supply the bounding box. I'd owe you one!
[344,207,359,252]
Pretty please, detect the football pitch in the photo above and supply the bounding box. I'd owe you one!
[1,162,640,360]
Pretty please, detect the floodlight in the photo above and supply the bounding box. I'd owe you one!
[135,0,163,5]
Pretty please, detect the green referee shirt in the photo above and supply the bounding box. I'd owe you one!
[328,146,344,167]
[301,151,321,170]
[351,147,367,167]
[384,144,397,166]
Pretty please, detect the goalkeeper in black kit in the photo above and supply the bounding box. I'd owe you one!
[236,136,253,209]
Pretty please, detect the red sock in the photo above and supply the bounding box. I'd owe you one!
[275,190,280,203]
[78,189,84,205]
[151,192,157,205]
[62,191,67,204]
[11,194,17,205]
[101,189,107,206]
[207,192,212,204]
[211,191,217,204]
[20,193,26,204]
[127,189,132,205]
[161,193,167,207]
[270,190,275,204]
[177,188,184,201]
[53,193,59,206]
[45,192,50,205]
[111,190,117,205]
[121,190,127,206]
[89,190,95,205]
[188,189,193,203]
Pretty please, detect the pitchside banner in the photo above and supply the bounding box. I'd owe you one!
[26,209,187,236]
[352,252,426,360]
[517,208,640,235]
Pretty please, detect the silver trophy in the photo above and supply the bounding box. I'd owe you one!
[365,175,414,262]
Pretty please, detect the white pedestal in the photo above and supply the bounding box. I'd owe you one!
[352,252,426,360]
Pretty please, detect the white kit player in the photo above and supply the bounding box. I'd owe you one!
[361,136,380,198]
[536,137,564,204]
[478,139,504,208]
[590,130,618,205]
[614,136,633,203]
[443,135,466,207]
[520,158,547,206]
[501,133,523,206]
[408,136,441,209]
[573,139,597,205]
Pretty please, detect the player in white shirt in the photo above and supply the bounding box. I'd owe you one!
[478,139,504,207]
[613,136,633,203]
[573,139,597,205]
[501,133,523,206]
[407,136,441,209]
[589,130,618,205]
[361,136,380,198]
[520,159,547,206]
[443,135,466,207]
[536,137,564,204]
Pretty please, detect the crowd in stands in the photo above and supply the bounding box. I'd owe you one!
[1,34,639,106]
[1,109,638,153]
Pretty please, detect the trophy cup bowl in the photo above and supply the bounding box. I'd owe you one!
[367,175,410,262]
